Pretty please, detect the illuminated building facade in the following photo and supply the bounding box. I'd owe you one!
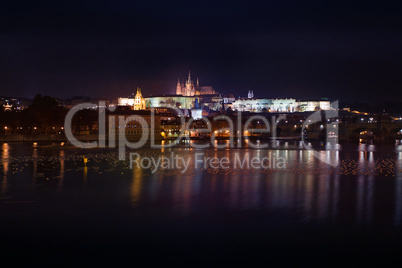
[117,87,146,110]
[145,95,196,109]
[231,98,297,112]
[176,72,217,96]
[296,101,331,112]
[230,95,331,113]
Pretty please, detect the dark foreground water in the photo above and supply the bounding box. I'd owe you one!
[1,141,402,265]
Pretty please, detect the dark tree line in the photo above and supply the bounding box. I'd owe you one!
[0,94,68,135]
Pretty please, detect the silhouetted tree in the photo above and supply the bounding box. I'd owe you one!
[24,94,67,134]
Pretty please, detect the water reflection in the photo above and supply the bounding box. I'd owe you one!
[82,166,88,187]
[58,150,65,190]
[356,151,374,224]
[122,147,399,225]
[395,152,402,225]
[1,143,402,227]
[1,143,9,194]
[32,146,37,179]
[131,165,143,205]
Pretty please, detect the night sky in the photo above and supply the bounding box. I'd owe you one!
[1,0,402,102]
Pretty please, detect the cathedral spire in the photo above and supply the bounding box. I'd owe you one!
[176,77,182,95]
[187,71,192,84]
[196,77,199,87]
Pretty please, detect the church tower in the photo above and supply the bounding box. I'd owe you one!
[176,78,182,95]
[134,87,146,110]
[185,71,195,96]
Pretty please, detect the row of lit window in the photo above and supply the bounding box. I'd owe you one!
[117,118,152,123]
[109,130,161,134]
[111,123,158,128]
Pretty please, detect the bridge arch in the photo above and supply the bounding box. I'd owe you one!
[354,127,376,142]
[359,130,374,136]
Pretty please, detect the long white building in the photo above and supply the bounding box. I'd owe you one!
[229,97,331,113]
[230,98,297,112]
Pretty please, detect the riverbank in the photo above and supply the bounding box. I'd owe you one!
[1,133,400,144]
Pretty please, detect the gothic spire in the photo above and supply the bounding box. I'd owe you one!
[187,71,191,84]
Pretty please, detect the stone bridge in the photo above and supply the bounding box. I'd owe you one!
[338,122,402,141]
[272,121,402,141]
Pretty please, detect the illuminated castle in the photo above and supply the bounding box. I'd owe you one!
[117,72,332,113]
[176,71,217,96]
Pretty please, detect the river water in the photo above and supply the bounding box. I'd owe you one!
[1,141,402,264]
